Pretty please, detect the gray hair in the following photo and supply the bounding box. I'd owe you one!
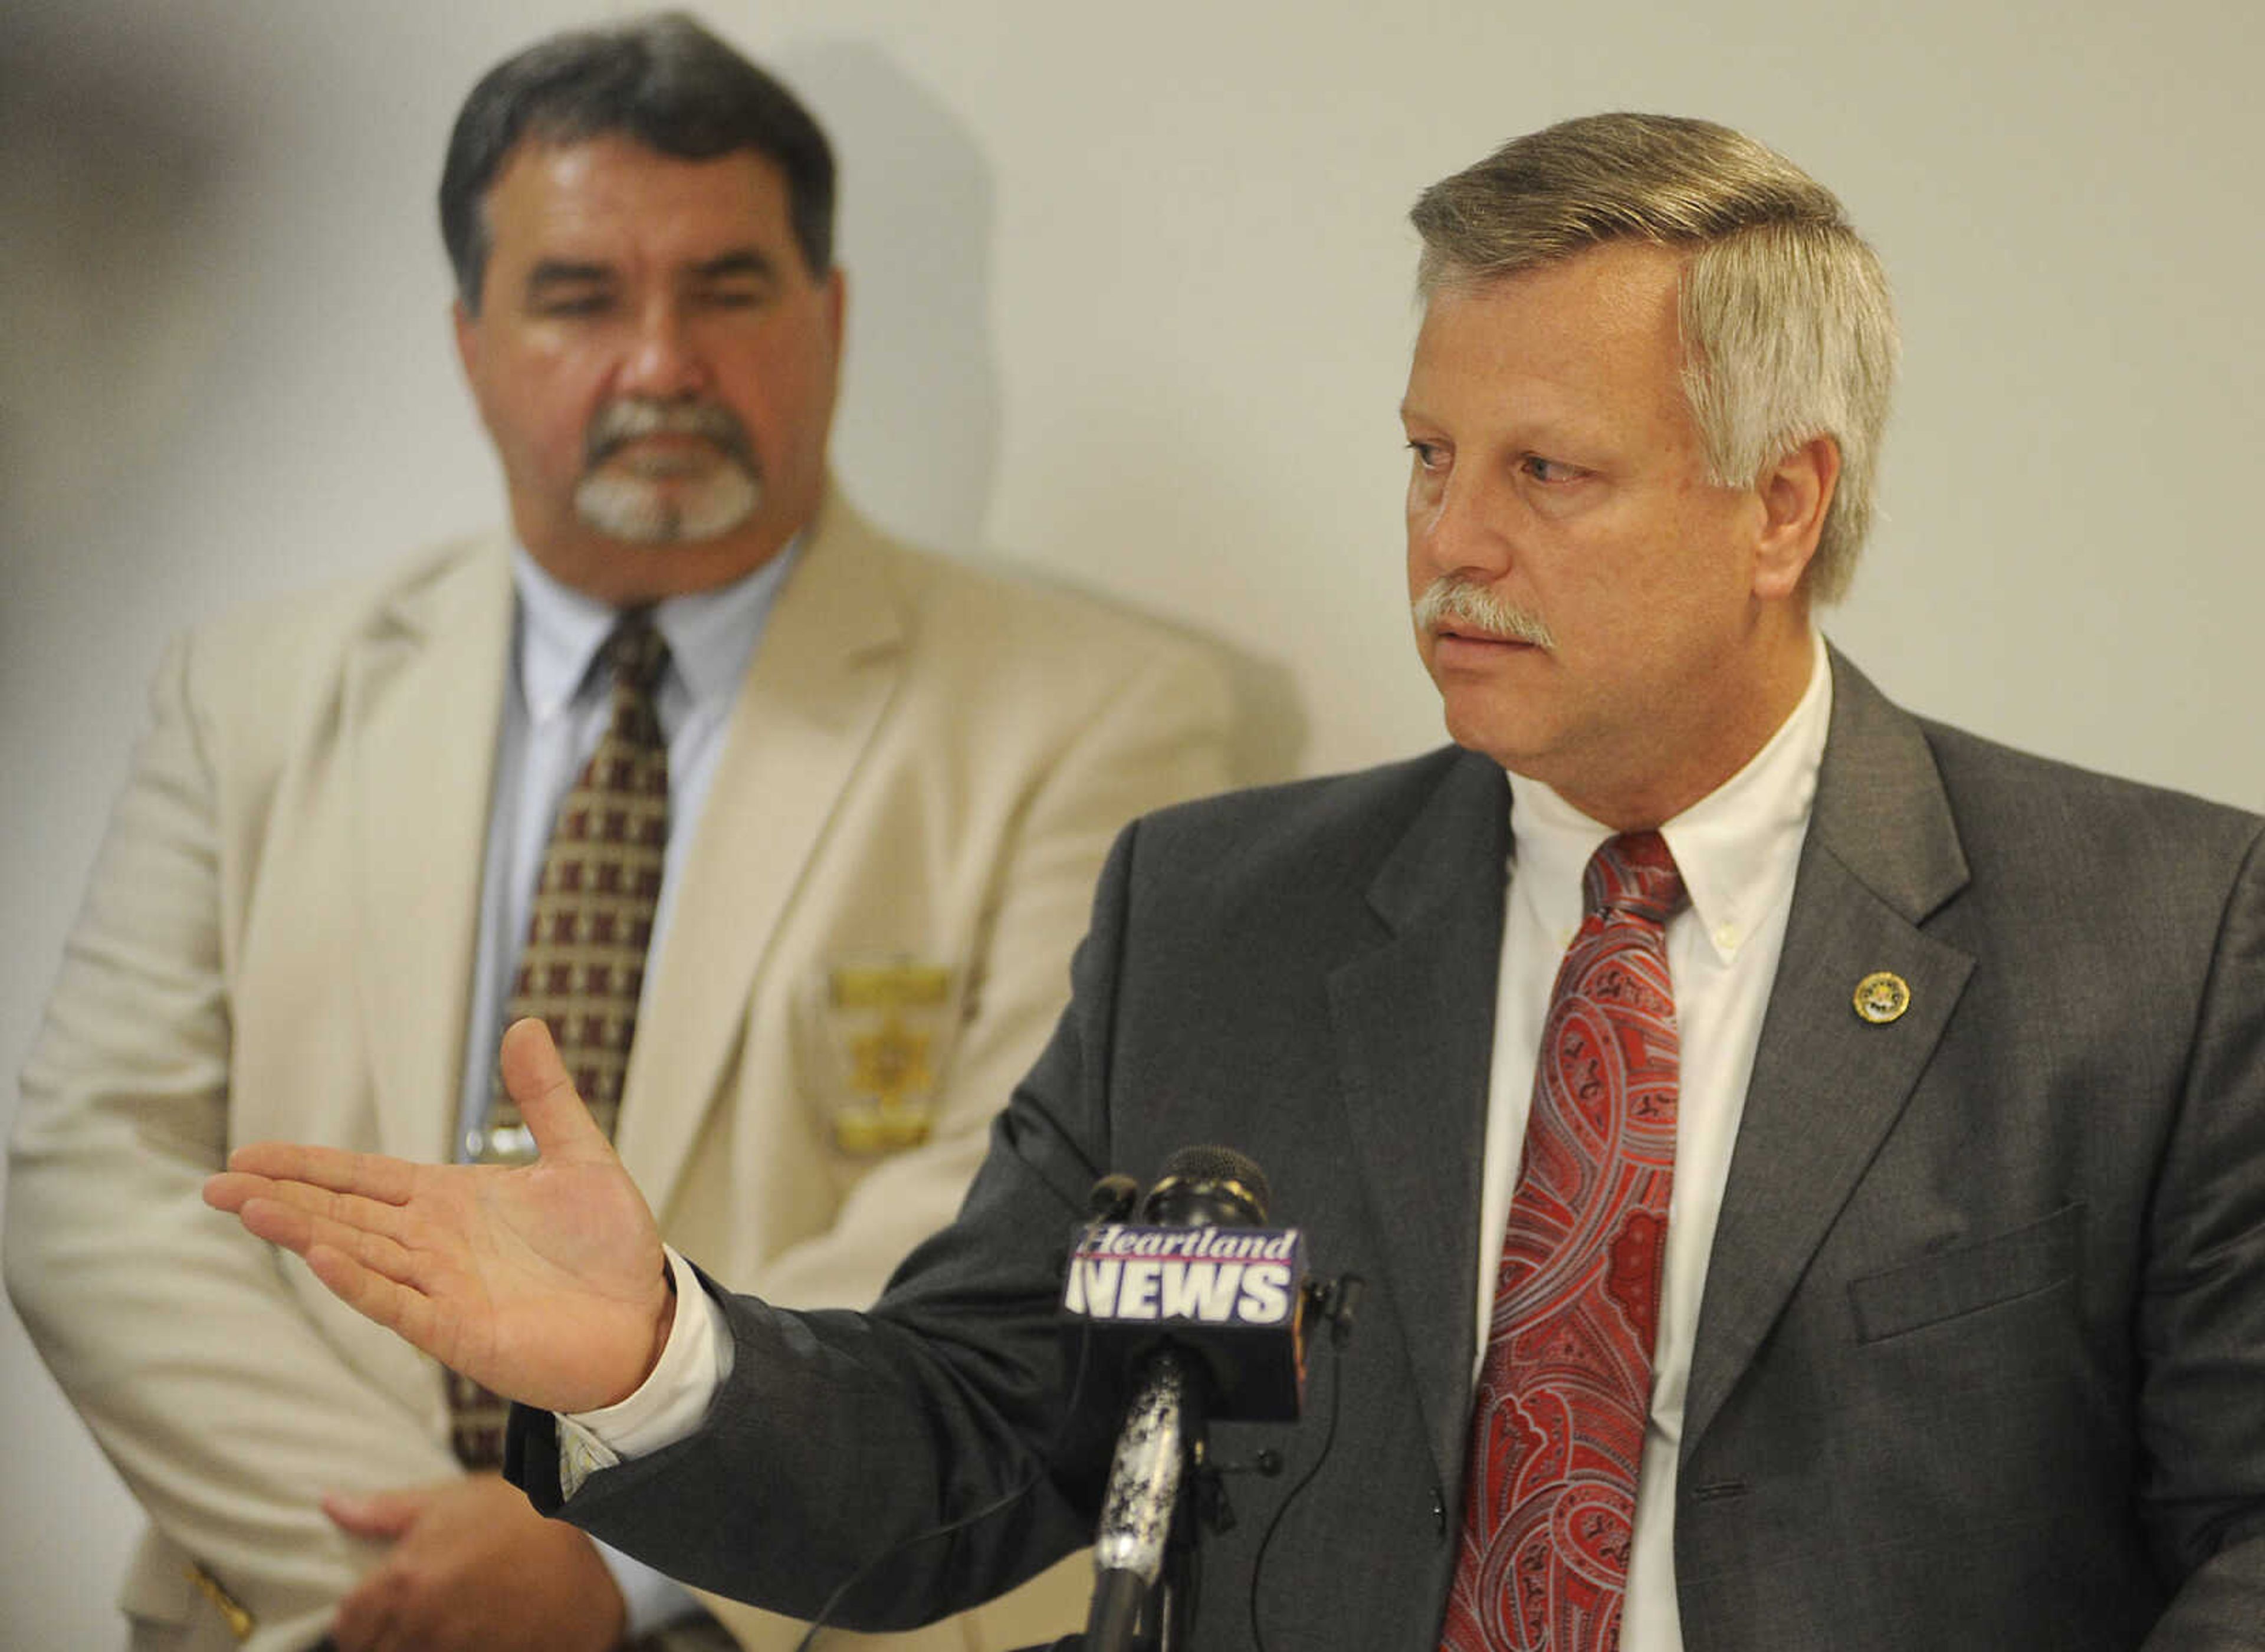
[1410,113,1896,602]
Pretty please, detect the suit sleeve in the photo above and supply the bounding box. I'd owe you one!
[2136,824,2265,1647]
[4,635,459,1652]
[512,818,1153,1628]
[744,636,1234,1313]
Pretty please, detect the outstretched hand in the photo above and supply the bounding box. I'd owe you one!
[203,1019,672,1414]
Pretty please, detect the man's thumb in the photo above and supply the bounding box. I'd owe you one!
[497,1018,612,1164]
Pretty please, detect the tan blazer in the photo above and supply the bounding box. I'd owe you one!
[6,489,1235,1652]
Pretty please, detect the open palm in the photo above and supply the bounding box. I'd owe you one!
[203,1019,672,1414]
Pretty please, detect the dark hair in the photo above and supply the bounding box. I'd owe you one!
[439,12,835,311]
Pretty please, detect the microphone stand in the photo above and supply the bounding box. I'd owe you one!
[1084,1348,1202,1652]
[1075,1149,1302,1649]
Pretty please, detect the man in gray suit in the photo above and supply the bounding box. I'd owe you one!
[205,114,2265,1648]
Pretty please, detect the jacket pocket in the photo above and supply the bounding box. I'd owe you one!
[1849,1200,2083,1343]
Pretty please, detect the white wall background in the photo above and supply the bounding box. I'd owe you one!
[5,0,2260,1639]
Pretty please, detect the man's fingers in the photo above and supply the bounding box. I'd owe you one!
[208,1169,467,1363]
[323,1487,424,1539]
[222,1181,419,1260]
[218,1139,421,1203]
[240,1195,434,1298]
[301,1240,449,1359]
[201,1170,266,1216]
[219,1184,455,1358]
[230,1190,318,1253]
[497,1017,615,1166]
[205,1168,352,1226]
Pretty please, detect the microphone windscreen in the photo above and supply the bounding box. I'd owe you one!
[1145,1145,1271,1227]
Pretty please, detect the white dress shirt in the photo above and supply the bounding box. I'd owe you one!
[1482,634,1831,1651]
[464,538,797,1632]
[564,633,1834,1652]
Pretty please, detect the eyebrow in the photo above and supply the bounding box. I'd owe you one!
[517,249,782,303]
[524,260,615,295]
[687,249,778,283]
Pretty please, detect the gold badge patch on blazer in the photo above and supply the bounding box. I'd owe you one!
[1853,970,1912,1024]
[813,960,953,1154]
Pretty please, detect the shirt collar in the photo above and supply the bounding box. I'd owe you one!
[1505,632,1833,963]
[509,535,805,722]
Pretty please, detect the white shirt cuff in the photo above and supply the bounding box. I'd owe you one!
[557,1246,734,1497]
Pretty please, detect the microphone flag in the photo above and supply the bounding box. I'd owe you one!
[1060,1222,1309,1423]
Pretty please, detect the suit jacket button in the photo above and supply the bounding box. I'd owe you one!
[1431,1487,1447,1537]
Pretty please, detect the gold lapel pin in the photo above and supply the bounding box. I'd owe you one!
[1853,970,1912,1024]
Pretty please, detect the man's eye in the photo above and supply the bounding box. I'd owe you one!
[533,293,612,318]
[1522,456,1580,484]
[1407,440,1446,470]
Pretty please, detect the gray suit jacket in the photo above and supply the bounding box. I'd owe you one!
[522,652,2265,1649]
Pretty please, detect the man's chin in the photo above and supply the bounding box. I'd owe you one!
[1438,693,1554,777]
[573,472,762,546]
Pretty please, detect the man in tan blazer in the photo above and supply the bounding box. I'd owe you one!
[5,17,1231,1652]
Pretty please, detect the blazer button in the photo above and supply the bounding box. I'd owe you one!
[1431,1487,1447,1538]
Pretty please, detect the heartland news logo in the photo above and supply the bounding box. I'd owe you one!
[1062,1225,1304,1326]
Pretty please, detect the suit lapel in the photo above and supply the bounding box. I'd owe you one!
[347,541,514,1165]
[1328,751,1509,1493]
[1681,652,1976,1456]
[613,492,908,1211]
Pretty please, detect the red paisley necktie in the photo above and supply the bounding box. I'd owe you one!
[1441,830,1686,1652]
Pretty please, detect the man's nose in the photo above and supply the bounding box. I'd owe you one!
[1413,471,1515,583]
[617,304,710,400]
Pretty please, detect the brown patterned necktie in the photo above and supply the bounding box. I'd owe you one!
[451,609,670,1467]
[478,608,671,1157]
[1440,831,1687,1652]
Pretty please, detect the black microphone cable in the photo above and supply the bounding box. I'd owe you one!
[1245,1272,1361,1652]
[790,1464,1053,1652]
[787,1171,1134,1652]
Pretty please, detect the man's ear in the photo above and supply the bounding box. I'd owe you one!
[1751,433,1840,601]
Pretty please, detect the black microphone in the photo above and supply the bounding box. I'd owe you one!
[1066,1147,1307,1652]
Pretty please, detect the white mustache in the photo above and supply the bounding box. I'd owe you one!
[1411,576,1555,648]
[584,399,757,470]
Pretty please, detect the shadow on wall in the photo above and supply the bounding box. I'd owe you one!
[779,38,1307,786]
[780,38,1003,559]
[1,19,258,1650]
[994,547,1312,790]
[1195,639,1309,789]
[0,15,245,579]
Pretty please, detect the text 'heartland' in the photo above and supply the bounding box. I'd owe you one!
[1062,1225,1307,1326]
